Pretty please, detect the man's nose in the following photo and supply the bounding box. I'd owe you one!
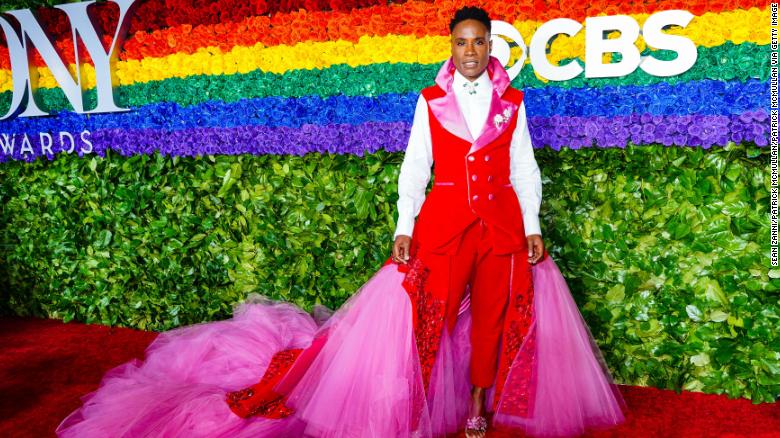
[465,44,476,55]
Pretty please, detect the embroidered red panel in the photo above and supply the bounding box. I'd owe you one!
[493,255,535,411]
[497,321,536,417]
[398,246,446,389]
[226,348,303,419]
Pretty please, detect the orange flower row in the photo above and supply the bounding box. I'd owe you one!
[0,0,766,69]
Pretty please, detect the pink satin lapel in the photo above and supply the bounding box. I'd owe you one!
[486,56,511,96]
[427,56,517,148]
[469,92,518,154]
[427,95,474,143]
[469,57,518,154]
[428,58,474,143]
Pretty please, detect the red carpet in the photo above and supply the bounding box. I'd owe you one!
[0,316,777,438]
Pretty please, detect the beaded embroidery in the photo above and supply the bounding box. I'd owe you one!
[225,349,302,419]
[400,253,446,388]
[497,321,536,417]
[493,253,535,411]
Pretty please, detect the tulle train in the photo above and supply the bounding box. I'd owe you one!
[494,256,626,436]
[56,257,625,437]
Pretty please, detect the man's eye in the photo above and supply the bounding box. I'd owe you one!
[457,41,465,46]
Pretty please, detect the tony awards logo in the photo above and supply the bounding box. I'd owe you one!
[0,0,138,121]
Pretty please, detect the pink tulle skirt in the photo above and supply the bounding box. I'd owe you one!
[56,256,624,437]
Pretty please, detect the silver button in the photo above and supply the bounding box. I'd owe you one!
[472,195,479,201]
[488,193,495,200]
[484,155,491,161]
[471,175,478,181]
[467,156,475,162]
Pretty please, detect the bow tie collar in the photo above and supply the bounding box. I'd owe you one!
[463,81,480,95]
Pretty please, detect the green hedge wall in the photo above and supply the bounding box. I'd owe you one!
[1,143,777,402]
[0,0,64,12]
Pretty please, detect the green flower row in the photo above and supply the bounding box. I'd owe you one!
[0,42,767,112]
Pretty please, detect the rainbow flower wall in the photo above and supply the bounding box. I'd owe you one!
[0,0,776,402]
[0,0,771,159]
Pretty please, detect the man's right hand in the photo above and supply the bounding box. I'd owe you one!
[392,235,412,264]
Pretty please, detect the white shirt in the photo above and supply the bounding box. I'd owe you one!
[394,69,543,239]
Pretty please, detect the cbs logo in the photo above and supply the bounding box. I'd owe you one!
[490,10,697,81]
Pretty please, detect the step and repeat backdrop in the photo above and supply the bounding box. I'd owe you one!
[0,0,775,402]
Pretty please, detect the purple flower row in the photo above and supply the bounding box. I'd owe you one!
[529,110,769,150]
[0,110,768,162]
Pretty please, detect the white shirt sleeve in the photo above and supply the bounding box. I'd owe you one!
[509,101,543,237]
[394,94,433,239]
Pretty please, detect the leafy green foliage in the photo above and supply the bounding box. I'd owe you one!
[0,0,70,12]
[0,143,776,402]
[537,143,778,403]
[0,151,400,329]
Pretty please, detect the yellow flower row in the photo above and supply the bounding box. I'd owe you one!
[0,7,768,93]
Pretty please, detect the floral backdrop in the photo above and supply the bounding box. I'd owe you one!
[0,0,776,402]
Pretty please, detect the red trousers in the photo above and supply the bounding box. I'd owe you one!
[418,218,516,388]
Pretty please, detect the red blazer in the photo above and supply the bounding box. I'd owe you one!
[411,84,528,256]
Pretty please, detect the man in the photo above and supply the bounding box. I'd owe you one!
[391,6,544,437]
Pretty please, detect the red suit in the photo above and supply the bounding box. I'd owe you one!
[224,58,542,419]
[404,58,537,404]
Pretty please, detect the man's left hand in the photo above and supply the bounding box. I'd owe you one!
[527,234,544,264]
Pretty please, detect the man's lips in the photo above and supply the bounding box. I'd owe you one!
[462,61,479,68]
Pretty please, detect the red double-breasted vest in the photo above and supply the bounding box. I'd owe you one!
[411,84,528,256]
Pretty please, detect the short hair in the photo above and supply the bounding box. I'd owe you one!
[449,6,491,34]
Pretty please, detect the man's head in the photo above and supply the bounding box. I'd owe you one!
[449,6,492,81]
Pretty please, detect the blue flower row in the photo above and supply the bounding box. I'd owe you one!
[0,110,768,163]
[0,79,767,135]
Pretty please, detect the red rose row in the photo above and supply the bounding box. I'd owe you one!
[0,0,765,69]
[0,0,386,45]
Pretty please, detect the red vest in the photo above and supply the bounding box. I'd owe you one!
[411,85,528,255]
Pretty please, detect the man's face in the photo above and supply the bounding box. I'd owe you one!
[450,19,492,81]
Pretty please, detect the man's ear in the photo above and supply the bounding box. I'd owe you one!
[489,38,493,53]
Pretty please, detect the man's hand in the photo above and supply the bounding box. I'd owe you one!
[527,234,544,264]
[393,235,412,264]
